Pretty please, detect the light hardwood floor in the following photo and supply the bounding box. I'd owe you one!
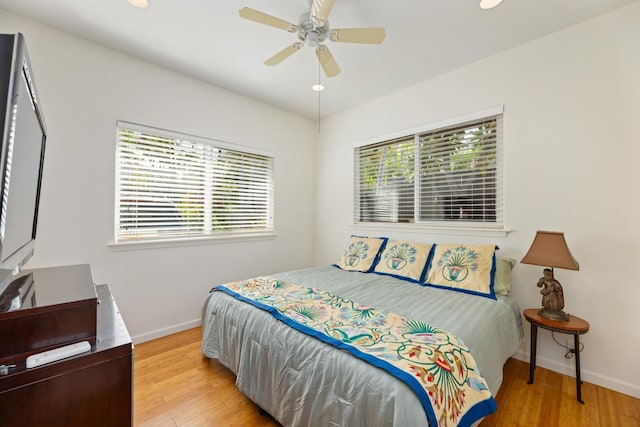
[134,327,640,426]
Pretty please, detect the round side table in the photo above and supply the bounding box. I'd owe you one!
[523,308,590,403]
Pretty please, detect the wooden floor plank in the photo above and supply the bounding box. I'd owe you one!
[133,327,640,426]
[616,390,640,419]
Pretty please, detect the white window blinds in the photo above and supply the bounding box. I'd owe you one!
[356,135,416,223]
[355,110,503,229]
[115,122,274,243]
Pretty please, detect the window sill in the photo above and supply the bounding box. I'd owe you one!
[108,232,277,252]
[351,222,510,238]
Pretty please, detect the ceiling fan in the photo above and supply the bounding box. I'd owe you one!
[239,0,386,78]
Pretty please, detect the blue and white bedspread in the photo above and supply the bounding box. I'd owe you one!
[202,266,523,427]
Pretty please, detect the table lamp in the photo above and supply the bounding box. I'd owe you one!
[521,231,579,322]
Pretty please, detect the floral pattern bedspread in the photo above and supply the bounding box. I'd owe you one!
[214,276,497,426]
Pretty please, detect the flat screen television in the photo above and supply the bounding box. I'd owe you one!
[0,33,47,299]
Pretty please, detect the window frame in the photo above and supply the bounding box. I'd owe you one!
[112,121,275,247]
[353,106,507,235]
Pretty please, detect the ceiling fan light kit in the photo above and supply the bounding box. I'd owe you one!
[238,0,385,78]
[298,12,329,47]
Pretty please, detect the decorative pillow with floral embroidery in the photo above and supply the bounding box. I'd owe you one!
[424,244,498,299]
[374,240,434,283]
[335,236,388,272]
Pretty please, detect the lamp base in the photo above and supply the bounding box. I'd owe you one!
[538,308,569,322]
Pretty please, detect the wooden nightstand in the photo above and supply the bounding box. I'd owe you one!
[523,308,590,403]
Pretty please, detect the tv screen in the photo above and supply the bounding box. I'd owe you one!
[0,33,47,297]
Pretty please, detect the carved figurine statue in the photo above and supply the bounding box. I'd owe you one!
[536,268,569,322]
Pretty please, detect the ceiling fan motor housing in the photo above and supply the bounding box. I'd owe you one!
[298,12,329,47]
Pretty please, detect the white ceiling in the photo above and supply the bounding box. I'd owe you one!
[0,0,636,119]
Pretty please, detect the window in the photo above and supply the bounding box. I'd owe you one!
[115,122,274,243]
[355,108,503,229]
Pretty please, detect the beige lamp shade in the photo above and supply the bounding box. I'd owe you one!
[521,230,579,271]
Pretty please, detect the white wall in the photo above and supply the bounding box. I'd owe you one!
[0,11,317,342]
[3,2,638,399]
[314,3,640,398]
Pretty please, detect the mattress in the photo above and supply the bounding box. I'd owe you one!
[202,266,523,426]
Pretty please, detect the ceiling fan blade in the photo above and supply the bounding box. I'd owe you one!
[330,28,386,44]
[264,43,303,66]
[239,7,297,32]
[316,45,341,77]
[311,0,336,21]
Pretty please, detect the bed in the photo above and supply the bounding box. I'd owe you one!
[202,239,524,427]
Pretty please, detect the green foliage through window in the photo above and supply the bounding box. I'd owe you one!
[116,123,274,242]
[355,113,502,228]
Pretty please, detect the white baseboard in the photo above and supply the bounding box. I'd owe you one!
[131,318,202,345]
[512,350,640,399]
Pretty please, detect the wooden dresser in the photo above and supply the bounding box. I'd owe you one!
[0,265,133,426]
